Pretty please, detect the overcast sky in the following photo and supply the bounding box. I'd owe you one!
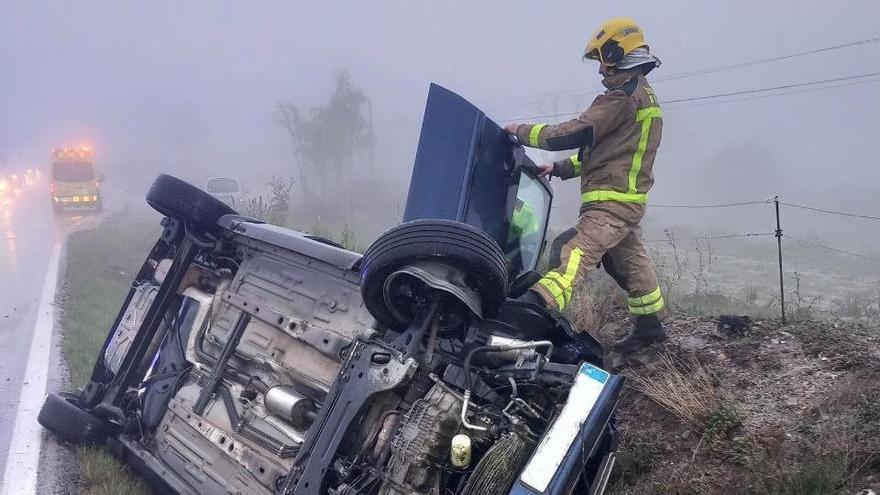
[2,1,879,247]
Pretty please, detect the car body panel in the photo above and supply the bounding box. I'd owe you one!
[218,215,362,271]
[403,83,553,277]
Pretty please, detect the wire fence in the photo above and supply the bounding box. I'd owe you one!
[642,232,774,244]
[645,197,880,261]
[639,196,880,322]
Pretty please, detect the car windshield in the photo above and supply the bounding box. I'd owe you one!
[506,170,551,279]
[206,178,240,193]
[52,162,94,182]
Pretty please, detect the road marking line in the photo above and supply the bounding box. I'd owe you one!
[1,240,62,495]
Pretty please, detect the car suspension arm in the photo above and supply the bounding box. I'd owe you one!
[193,311,252,415]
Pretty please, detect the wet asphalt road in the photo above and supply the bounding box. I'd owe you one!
[0,179,102,493]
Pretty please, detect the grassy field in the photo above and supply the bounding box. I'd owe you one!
[60,215,159,495]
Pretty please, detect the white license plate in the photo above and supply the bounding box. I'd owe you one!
[519,362,609,492]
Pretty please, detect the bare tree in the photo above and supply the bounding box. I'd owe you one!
[276,71,374,199]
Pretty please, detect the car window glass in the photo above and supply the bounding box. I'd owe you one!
[506,171,550,278]
[52,162,94,182]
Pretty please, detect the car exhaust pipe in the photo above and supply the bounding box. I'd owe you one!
[264,386,318,430]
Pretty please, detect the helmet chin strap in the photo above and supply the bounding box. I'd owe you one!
[599,65,618,76]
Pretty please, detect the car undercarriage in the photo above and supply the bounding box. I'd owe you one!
[38,85,622,495]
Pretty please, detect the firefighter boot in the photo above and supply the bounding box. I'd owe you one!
[515,289,547,308]
[614,314,667,354]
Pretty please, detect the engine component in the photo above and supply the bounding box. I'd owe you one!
[370,412,400,464]
[450,433,472,468]
[461,340,553,431]
[380,384,464,494]
[461,430,534,495]
[264,386,318,430]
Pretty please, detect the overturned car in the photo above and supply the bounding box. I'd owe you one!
[39,85,622,495]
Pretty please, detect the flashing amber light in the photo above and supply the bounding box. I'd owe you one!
[53,146,94,159]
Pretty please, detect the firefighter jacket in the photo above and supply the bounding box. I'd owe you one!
[515,69,662,223]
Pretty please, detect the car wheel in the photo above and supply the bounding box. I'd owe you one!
[146,174,236,232]
[37,392,108,445]
[360,219,508,329]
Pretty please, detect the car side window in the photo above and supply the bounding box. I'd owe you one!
[506,171,551,278]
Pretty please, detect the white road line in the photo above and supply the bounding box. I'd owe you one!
[1,240,62,495]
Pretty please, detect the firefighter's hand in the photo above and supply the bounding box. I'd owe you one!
[503,123,520,135]
[538,163,554,178]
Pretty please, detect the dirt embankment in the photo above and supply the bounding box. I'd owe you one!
[598,312,880,495]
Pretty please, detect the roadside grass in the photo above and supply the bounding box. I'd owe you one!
[78,447,152,495]
[60,215,158,494]
[625,352,720,427]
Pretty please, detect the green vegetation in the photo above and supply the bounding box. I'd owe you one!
[78,447,152,495]
[60,216,157,494]
[610,432,661,485]
[701,404,742,444]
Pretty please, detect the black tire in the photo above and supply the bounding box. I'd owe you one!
[360,219,508,328]
[146,174,236,231]
[38,392,108,445]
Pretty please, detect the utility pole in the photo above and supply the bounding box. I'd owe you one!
[774,196,786,324]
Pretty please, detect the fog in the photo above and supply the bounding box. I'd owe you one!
[2,0,880,250]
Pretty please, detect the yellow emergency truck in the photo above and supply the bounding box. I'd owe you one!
[50,147,103,212]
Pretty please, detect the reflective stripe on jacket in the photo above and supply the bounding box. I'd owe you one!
[515,69,662,208]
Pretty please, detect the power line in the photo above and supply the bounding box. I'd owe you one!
[484,34,880,111]
[786,236,880,263]
[652,35,880,83]
[650,199,773,209]
[497,71,880,122]
[780,202,880,221]
[660,76,880,110]
[662,71,880,105]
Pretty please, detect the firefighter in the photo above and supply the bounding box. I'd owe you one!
[504,17,667,353]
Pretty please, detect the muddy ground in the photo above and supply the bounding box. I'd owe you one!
[595,311,880,495]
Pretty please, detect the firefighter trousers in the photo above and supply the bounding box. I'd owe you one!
[531,209,666,317]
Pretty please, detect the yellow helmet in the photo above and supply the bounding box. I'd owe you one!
[584,17,648,67]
